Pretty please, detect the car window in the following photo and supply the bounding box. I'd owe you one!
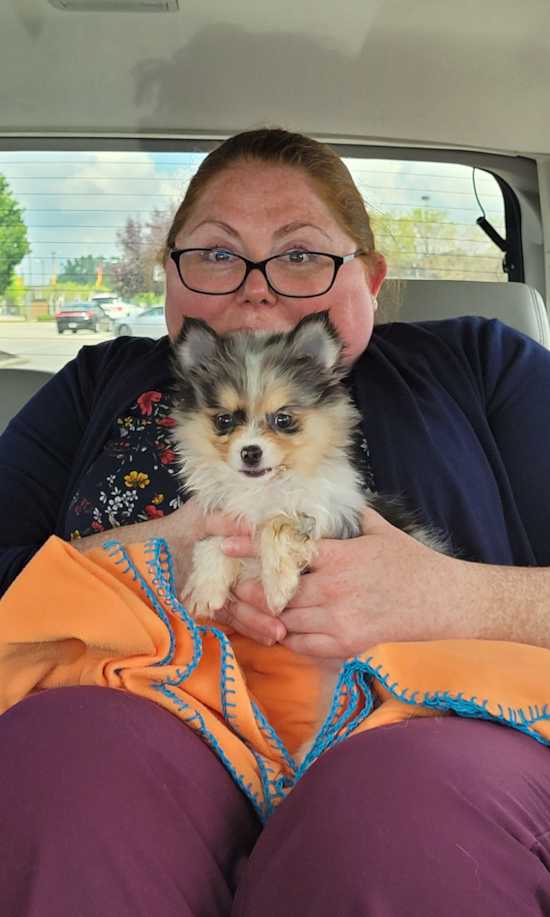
[0,150,506,373]
[344,158,506,283]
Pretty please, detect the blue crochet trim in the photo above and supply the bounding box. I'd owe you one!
[249,698,296,773]
[102,539,202,680]
[356,656,550,748]
[295,661,375,777]
[202,623,293,817]
[150,681,268,822]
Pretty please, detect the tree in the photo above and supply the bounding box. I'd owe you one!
[371,206,504,282]
[113,218,146,299]
[57,255,115,287]
[113,206,176,300]
[0,175,31,296]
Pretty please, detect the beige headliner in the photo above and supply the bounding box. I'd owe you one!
[2,0,550,155]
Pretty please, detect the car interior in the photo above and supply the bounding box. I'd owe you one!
[1,2,549,426]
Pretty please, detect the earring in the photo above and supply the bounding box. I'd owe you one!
[372,297,378,307]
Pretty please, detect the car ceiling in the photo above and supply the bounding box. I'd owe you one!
[1,0,550,156]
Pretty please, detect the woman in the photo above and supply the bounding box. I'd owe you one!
[1,128,550,916]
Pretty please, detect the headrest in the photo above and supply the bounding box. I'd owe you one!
[378,280,550,349]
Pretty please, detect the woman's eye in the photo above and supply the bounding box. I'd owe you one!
[214,413,234,432]
[201,249,236,264]
[274,412,293,430]
[286,251,309,264]
[283,250,319,265]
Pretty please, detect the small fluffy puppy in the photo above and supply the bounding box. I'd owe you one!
[171,312,445,762]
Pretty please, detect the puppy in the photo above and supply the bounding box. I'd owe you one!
[171,311,446,764]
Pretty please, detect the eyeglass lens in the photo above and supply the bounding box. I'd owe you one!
[177,250,337,296]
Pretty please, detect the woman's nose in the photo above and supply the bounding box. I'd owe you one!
[236,266,278,306]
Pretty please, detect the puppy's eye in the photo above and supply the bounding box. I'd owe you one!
[274,412,293,430]
[214,413,234,433]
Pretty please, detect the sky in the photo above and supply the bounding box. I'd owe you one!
[0,150,505,285]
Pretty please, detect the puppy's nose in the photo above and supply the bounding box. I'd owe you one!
[241,445,262,466]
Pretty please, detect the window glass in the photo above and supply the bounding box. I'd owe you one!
[344,158,506,282]
[0,151,506,373]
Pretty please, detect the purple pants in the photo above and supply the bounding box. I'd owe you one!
[1,687,550,916]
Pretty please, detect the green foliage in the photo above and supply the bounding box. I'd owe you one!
[371,206,505,282]
[49,281,102,298]
[1,274,27,315]
[35,314,56,322]
[1,274,26,310]
[57,255,117,288]
[0,175,31,296]
[132,291,164,308]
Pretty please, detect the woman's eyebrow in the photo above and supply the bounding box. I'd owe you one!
[191,220,241,237]
[188,219,330,241]
[273,221,330,240]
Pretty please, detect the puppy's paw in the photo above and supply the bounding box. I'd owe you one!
[181,579,228,620]
[260,513,318,614]
[262,564,300,616]
[181,537,240,620]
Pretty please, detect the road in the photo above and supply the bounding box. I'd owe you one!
[0,322,113,373]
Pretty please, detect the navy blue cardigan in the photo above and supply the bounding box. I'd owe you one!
[1,317,549,597]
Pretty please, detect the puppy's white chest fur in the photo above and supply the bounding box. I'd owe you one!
[184,454,365,538]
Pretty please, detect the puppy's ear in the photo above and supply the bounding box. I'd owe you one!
[289,311,341,370]
[174,317,220,370]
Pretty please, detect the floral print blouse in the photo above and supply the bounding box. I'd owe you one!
[66,389,184,541]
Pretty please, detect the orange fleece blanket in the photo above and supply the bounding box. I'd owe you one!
[1,535,550,822]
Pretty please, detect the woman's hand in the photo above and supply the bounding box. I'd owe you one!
[215,507,479,656]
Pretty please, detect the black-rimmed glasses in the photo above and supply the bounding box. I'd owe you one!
[169,248,364,298]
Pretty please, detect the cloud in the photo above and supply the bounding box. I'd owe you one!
[0,150,205,280]
[344,157,504,227]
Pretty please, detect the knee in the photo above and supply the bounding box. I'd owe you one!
[0,685,215,797]
[1,685,167,760]
[233,720,550,916]
[301,716,472,809]
[0,685,256,831]
[286,716,550,852]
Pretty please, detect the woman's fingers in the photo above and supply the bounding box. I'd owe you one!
[215,598,287,646]
[280,631,344,657]
[202,513,257,558]
[232,578,276,616]
[219,536,256,558]
[203,513,253,539]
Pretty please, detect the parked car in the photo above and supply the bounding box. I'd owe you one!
[112,305,168,339]
[90,296,143,320]
[55,302,112,334]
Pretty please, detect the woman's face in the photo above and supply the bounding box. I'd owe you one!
[165,163,386,363]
